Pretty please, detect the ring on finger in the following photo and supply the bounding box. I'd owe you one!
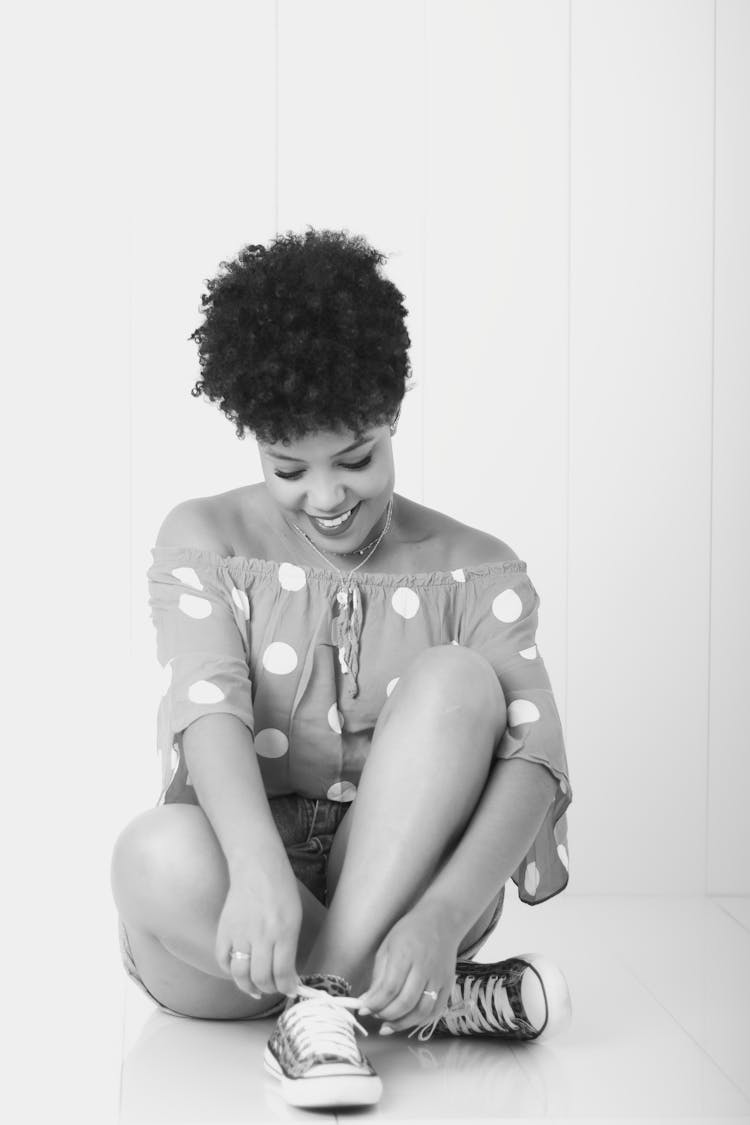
[230,949,251,961]
[422,988,438,1001]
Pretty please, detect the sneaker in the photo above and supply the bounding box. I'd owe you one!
[263,972,382,1108]
[409,953,572,1042]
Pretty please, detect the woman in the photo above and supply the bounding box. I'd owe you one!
[110,228,573,1110]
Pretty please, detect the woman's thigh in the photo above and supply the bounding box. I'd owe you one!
[118,917,284,1020]
[113,797,343,1019]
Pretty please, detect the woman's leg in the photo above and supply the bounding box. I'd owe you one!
[111,804,328,1019]
[301,644,507,991]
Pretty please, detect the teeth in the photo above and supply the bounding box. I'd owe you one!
[315,507,354,528]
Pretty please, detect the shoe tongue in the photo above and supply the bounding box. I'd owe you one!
[299,972,352,998]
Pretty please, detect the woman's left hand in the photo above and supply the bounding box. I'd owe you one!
[357,899,463,1033]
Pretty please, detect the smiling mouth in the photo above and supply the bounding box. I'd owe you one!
[307,502,361,529]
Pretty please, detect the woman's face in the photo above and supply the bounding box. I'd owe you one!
[258,422,395,551]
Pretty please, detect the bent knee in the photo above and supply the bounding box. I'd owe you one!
[398,644,506,724]
[110,804,226,918]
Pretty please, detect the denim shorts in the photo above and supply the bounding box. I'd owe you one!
[118,793,505,1019]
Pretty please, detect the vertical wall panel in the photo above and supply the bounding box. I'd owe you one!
[569,0,715,893]
[423,0,570,744]
[708,0,750,893]
[123,0,749,896]
[277,0,426,503]
[129,0,278,807]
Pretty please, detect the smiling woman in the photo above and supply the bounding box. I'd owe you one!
[110,227,573,1111]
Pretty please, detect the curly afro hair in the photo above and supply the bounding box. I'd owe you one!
[189,227,414,446]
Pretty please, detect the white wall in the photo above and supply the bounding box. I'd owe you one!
[6,9,749,1111]
[126,0,750,896]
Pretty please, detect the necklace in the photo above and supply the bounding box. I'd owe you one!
[289,497,394,693]
[326,528,385,557]
[290,496,394,606]
[290,495,395,688]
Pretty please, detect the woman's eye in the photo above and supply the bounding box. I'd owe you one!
[274,455,372,481]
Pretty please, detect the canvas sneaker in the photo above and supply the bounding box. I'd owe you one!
[264,972,382,1108]
[409,953,572,1042]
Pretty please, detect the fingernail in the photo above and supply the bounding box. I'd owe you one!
[379,1024,394,1036]
[359,1006,371,1016]
[250,991,261,1000]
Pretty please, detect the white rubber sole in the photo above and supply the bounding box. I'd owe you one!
[517,952,573,1038]
[263,1046,383,1108]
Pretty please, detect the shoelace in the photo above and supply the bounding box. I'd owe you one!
[408,972,518,1042]
[283,984,369,1064]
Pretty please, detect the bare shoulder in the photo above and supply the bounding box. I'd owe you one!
[154,496,235,554]
[401,497,521,568]
[155,484,273,557]
[458,526,521,566]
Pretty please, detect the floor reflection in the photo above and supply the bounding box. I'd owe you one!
[120,1003,568,1122]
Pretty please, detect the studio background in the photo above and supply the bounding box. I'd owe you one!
[4,1,748,1123]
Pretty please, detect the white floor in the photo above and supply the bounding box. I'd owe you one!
[116,895,750,1124]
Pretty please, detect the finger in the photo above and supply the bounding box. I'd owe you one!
[360,949,410,1016]
[376,965,430,1024]
[357,943,389,1010]
[227,949,261,999]
[272,936,301,998]
[386,982,448,1033]
[249,941,278,996]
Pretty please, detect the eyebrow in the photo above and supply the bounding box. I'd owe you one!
[265,434,375,462]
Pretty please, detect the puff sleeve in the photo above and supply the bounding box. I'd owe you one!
[461,565,572,905]
[147,546,255,801]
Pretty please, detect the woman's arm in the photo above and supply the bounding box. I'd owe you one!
[182,713,290,879]
[416,757,557,934]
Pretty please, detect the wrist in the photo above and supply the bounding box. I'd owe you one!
[227,834,290,883]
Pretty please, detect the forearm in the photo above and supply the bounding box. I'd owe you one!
[182,713,289,879]
[419,757,557,932]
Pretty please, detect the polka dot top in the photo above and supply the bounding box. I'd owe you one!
[147,546,572,906]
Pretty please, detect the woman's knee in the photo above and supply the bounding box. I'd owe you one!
[394,643,506,728]
[110,804,227,924]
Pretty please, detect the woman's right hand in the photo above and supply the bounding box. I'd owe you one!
[215,855,303,999]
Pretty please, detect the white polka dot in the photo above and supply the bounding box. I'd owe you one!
[327,703,344,734]
[327,780,357,802]
[492,588,523,623]
[232,586,250,620]
[451,569,465,582]
[557,843,569,871]
[161,661,173,696]
[279,563,307,591]
[519,645,538,660]
[179,593,212,619]
[524,860,540,896]
[338,647,349,674]
[172,566,203,591]
[507,698,541,727]
[255,728,289,758]
[188,679,225,704]
[386,677,400,697]
[392,587,420,619]
[560,777,569,795]
[262,642,298,674]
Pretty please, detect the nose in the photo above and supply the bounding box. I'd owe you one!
[306,481,349,515]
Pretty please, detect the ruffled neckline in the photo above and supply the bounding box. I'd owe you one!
[149,544,528,588]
